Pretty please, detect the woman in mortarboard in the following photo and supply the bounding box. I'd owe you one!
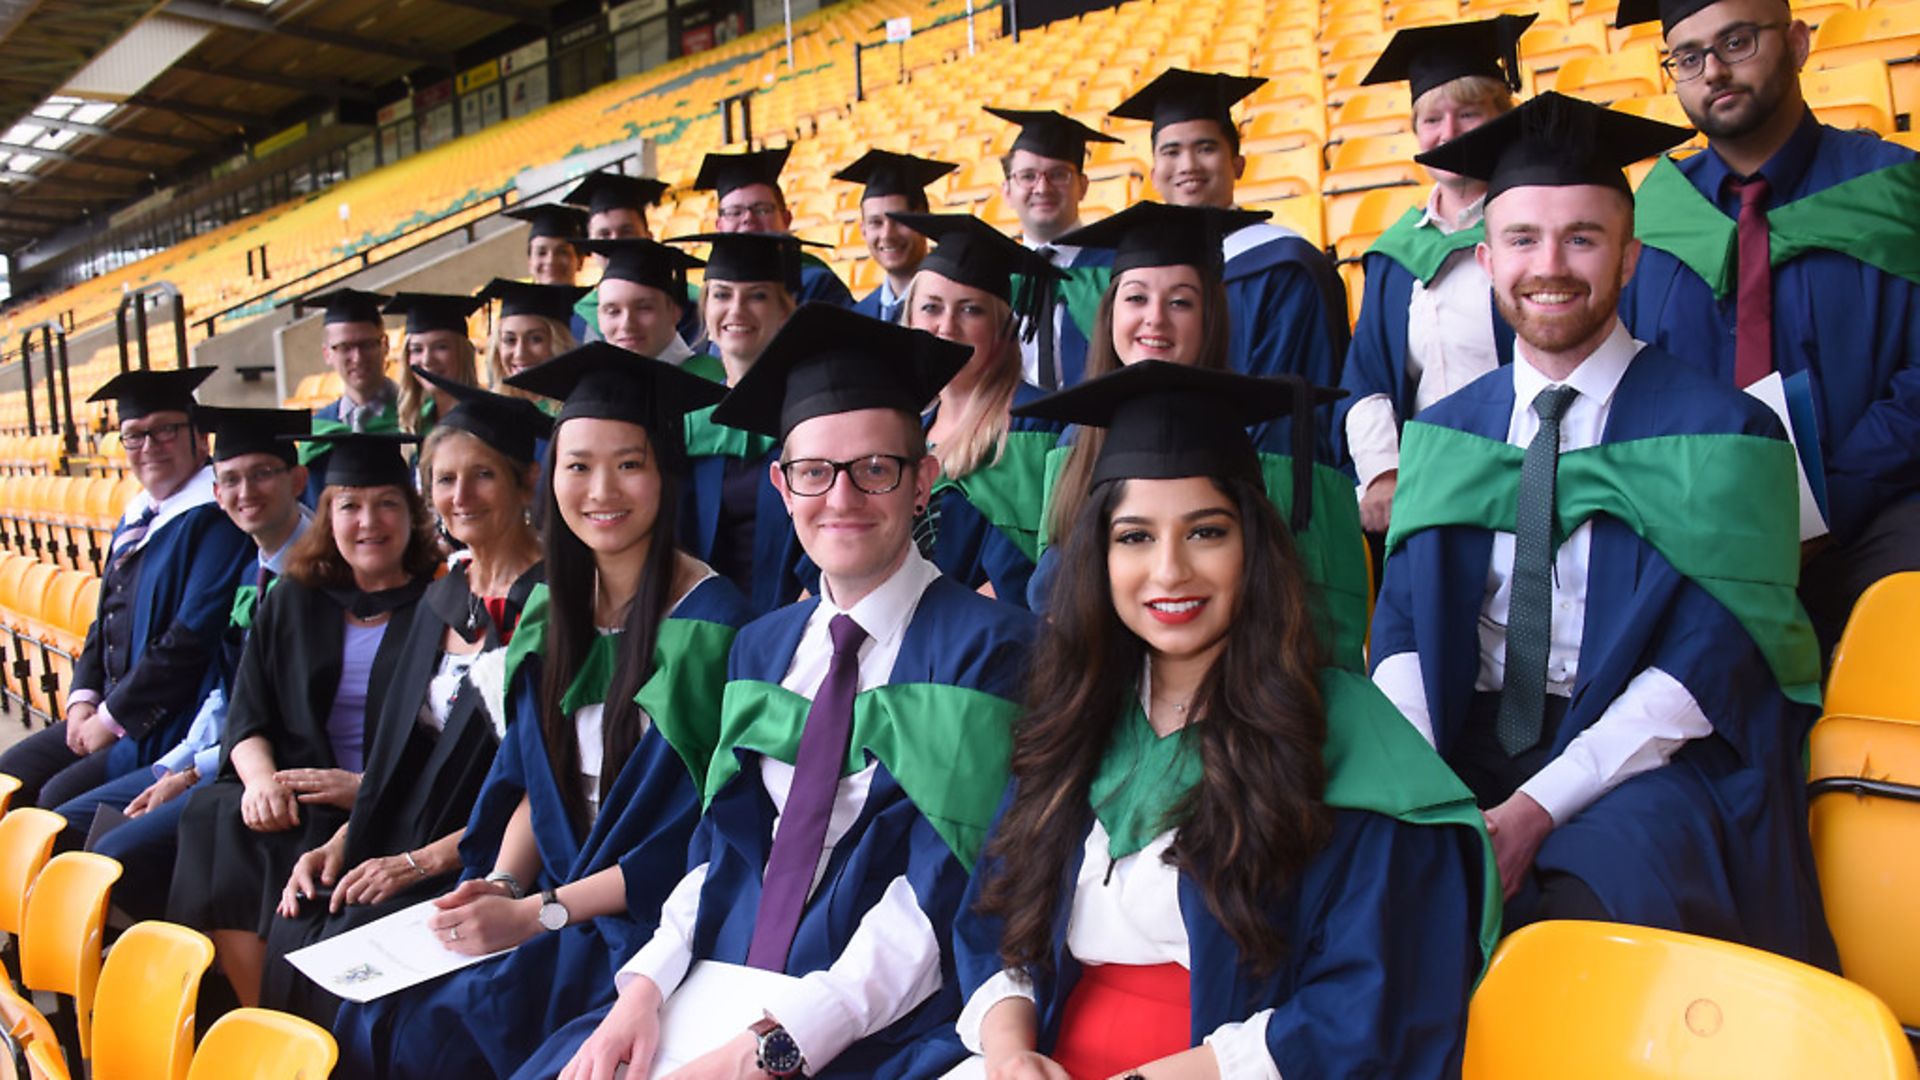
[888,212,1068,607]
[168,432,441,1008]
[332,344,752,1080]
[388,292,485,437]
[929,363,1494,1080]
[478,278,590,406]
[259,374,549,1026]
[503,204,589,287]
[667,231,813,614]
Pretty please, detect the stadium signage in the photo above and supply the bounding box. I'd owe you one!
[457,60,501,94]
[610,0,669,31]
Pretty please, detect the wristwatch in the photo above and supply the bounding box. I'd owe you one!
[537,888,569,932]
[751,1015,806,1078]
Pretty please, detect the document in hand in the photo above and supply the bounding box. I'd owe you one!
[652,961,808,1073]
[284,898,516,1003]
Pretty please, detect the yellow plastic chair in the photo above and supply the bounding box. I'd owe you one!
[1803,58,1898,132]
[0,810,67,939]
[89,921,215,1080]
[0,981,57,1062]
[19,853,122,1061]
[1463,919,1920,1079]
[1553,46,1666,103]
[0,777,19,819]
[21,1041,63,1080]
[184,1008,338,1080]
[1827,571,1920,720]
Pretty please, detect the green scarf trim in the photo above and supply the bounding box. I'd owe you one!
[572,285,598,330]
[1091,668,1501,967]
[299,403,400,465]
[555,616,740,784]
[681,352,727,384]
[1388,422,1821,706]
[227,575,282,632]
[933,429,1062,562]
[1363,205,1485,286]
[706,679,1021,868]
[1012,264,1113,340]
[1635,155,1920,297]
[501,582,549,702]
[684,402,776,461]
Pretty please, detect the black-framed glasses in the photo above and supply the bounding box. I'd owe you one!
[717,202,781,222]
[779,455,916,497]
[120,421,189,450]
[1660,21,1788,82]
[215,464,290,490]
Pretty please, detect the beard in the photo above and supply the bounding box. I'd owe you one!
[1682,59,1797,141]
[1495,273,1623,356]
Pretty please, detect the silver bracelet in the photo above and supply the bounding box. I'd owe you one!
[484,870,524,899]
[403,850,428,878]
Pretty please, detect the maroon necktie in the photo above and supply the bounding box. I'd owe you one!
[746,613,868,970]
[1733,175,1774,389]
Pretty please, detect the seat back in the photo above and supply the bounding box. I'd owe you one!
[20,1042,63,1080]
[0,982,57,1062]
[89,921,215,1080]
[0,777,19,819]
[1828,572,1920,720]
[1463,920,1919,1079]
[184,1009,338,1080]
[19,853,122,1060]
[0,810,67,937]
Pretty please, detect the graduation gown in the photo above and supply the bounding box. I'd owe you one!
[74,497,253,774]
[851,285,894,322]
[796,253,856,308]
[1369,347,1837,967]
[168,575,429,936]
[515,575,1037,1079]
[924,383,1064,608]
[305,397,402,505]
[1222,224,1349,462]
[1620,115,1920,544]
[261,563,545,1024]
[333,575,752,1080]
[679,403,812,615]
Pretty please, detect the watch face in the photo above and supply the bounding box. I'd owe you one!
[758,1028,804,1075]
[538,901,567,932]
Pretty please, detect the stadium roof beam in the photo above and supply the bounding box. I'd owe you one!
[0,209,74,226]
[162,0,455,68]
[0,140,149,172]
[429,0,553,26]
[170,61,376,104]
[29,114,214,152]
[0,171,132,191]
[123,92,271,128]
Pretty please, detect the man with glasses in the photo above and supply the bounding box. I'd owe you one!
[303,288,399,503]
[987,107,1122,389]
[536,304,1037,1079]
[692,147,855,308]
[0,370,254,813]
[1617,0,1920,656]
[49,407,312,921]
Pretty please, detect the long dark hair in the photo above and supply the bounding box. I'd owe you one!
[1046,269,1233,543]
[976,474,1332,977]
[537,406,690,832]
[285,484,442,589]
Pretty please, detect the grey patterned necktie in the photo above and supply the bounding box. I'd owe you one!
[1496,383,1579,756]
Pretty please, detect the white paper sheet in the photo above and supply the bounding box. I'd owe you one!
[1744,371,1829,542]
[284,898,515,1004]
[651,961,808,1073]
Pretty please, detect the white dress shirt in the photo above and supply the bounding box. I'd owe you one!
[1345,190,1501,491]
[618,549,947,1072]
[1372,321,1712,826]
[657,334,696,366]
[1016,239,1081,387]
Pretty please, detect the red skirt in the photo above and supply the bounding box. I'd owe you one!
[1052,962,1192,1080]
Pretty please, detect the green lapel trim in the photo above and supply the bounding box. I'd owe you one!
[681,352,727,384]
[573,285,598,330]
[1012,264,1112,340]
[1363,205,1485,285]
[707,679,1020,868]
[1036,443,1075,554]
[501,582,548,702]
[684,402,776,461]
[1388,422,1821,706]
[1090,701,1201,860]
[1635,155,1920,297]
[633,617,742,786]
[557,631,619,716]
[228,575,281,632]
[933,429,1061,562]
[300,403,399,465]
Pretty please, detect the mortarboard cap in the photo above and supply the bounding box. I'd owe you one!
[833,149,959,203]
[1053,201,1269,276]
[301,288,390,326]
[503,203,589,240]
[711,303,971,440]
[1614,0,1727,33]
[693,147,792,198]
[984,107,1121,165]
[888,212,1065,302]
[668,232,821,294]
[559,171,669,217]
[1363,14,1537,100]
[478,279,593,323]
[292,431,419,489]
[383,293,484,337]
[574,239,705,299]
[89,367,215,422]
[1012,360,1345,531]
[410,366,553,467]
[1414,90,1693,199]
[197,405,309,464]
[1110,69,1267,147]
[504,342,727,467]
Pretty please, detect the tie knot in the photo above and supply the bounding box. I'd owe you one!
[1532,384,1577,422]
[828,613,868,657]
[1735,175,1771,210]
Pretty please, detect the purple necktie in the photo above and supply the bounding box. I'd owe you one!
[746,613,868,970]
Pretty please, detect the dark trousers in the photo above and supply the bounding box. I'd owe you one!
[0,723,113,809]
[1801,498,1920,660]
[88,771,201,924]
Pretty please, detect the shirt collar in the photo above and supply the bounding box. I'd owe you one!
[1418,186,1486,234]
[128,463,219,536]
[818,545,940,654]
[877,277,904,308]
[1512,319,1638,412]
[260,505,313,575]
[341,379,398,416]
[1697,107,1822,207]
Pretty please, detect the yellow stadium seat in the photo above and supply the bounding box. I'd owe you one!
[1827,572,1920,720]
[1333,185,1429,260]
[185,1008,338,1080]
[0,776,18,818]
[1463,920,1920,1079]
[1323,132,1426,192]
[1238,147,1324,201]
[0,807,64,940]
[1246,189,1328,247]
[1802,58,1897,133]
[90,921,216,1080]
[1554,47,1666,102]
[1522,18,1610,80]
[1390,0,1467,28]
[1466,0,1568,18]
[1324,29,1393,71]
[23,1041,65,1080]
[1807,712,1920,1032]
[1329,84,1415,141]
[0,980,57,1065]
[19,852,122,1060]
[1890,129,1920,151]
[1322,11,1388,43]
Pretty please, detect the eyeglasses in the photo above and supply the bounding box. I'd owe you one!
[327,338,386,357]
[121,421,188,450]
[215,464,289,490]
[779,455,916,497]
[716,202,781,222]
[1660,22,1788,82]
[1007,166,1076,190]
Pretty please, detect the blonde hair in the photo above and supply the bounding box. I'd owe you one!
[900,272,1023,480]
[1414,74,1515,120]
[701,280,798,373]
[485,314,577,401]
[397,333,481,434]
